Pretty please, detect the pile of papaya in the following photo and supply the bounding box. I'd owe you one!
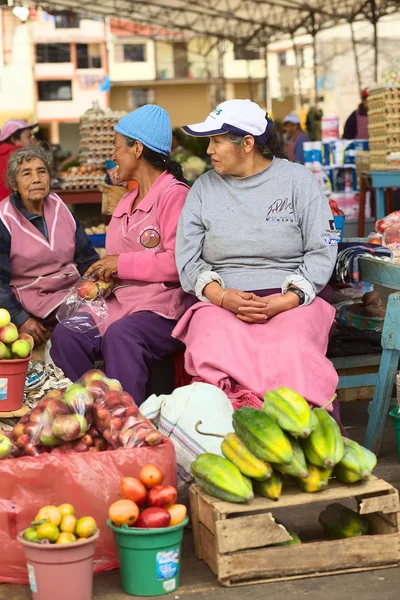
[191,387,377,504]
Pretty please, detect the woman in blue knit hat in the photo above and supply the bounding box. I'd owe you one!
[51,105,190,405]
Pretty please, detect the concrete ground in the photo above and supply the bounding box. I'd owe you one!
[2,399,400,600]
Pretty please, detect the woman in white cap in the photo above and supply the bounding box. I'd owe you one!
[282,113,309,163]
[51,105,190,405]
[0,119,38,200]
[173,99,342,425]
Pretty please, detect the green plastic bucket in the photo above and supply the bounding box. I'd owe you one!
[107,516,188,596]
[390,407,400,461]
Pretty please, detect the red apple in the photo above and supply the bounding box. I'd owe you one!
[24,442,40,457]
[111,406,126,418]
[16,434,29,448]
[94,438,107,451]
[119,392,134,407]
[78,280,98,301]
[80,434,93,447]
[125,405,139,418]
[85,379,109,400]
[29,407,44,424]
[147,485,177,509]
[145,431,163,446]
[87,426,99,439]
[136,507,171,529]
[110,417,123,431]
[118,430,133,446]
[12,423,25,439]
[89,446,100,453]
[104,391,121,409]
[74,442,88,452]
[44,399,71,421]
[81,369,106,386]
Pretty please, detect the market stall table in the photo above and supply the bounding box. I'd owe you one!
[55,189,102,205]
[359,255,400,454]
[370,171,400,221]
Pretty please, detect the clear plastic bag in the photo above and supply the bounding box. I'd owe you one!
[383,224,400,251]
[6,370,161,459]
[56,276,113,333]
[375,211,400,234]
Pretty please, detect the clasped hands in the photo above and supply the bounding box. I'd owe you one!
[204,283,300,323]
[85,255,119,283]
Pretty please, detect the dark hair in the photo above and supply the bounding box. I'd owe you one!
[3,129,24,145]
[123,136,187,184]
[226,125,287,160]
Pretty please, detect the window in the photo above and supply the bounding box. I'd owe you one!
[38,80,72,101]
[76,44,102,69]
[53,10,81,28]
[129,88,155,110]
[36,44,71,63]
[278,51,287,67]
[233,44,260,61]
[122,44,146,62]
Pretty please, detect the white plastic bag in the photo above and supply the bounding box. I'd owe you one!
[140,382,233,497]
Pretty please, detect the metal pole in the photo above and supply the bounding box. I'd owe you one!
[263,42,269,109]
[371,0,378,82]
[291,33,303,108]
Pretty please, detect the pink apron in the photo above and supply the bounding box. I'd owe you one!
[0,193,79,318]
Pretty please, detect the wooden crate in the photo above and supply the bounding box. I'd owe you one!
[190,476,400,587]
[100,184,127,216]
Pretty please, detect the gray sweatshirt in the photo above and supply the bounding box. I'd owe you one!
[176,157,338,304]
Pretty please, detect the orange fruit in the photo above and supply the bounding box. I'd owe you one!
[109,499,139,527]
[76,537,88,543]
[57,532,76,544]
[35,505,62,526]
[75,516,97,538]
[58,503,75,517]
[60,515,77,534]
[120,477,147,506]
[167,504,187,526]
[139,464,164,489]
[36,522,60,543]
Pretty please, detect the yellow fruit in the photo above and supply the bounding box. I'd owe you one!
[35,505,62,526]
[58,503,75,517]
[60,515,77,534]
[75,516,97,538]
[57,532,77,544]
[221,432,272,481]
[36,522,60,543]
[295,464,332,493]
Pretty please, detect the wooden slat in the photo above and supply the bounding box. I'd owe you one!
[189,485,203,560]
[359,490,400,515]
[197,492,217,533]
[337,387,375,402]
[192,477,394,516]
[215,513,291,554]
[360,257,400,291]
[199,524,219,576]
[339,373,378,389]
[217,534,400,584]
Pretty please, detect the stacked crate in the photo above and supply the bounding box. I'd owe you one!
[79,102,126,167]
[368,85,400,171]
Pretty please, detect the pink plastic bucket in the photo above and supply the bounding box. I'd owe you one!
[0,354,31,411]
[18,529,99,600]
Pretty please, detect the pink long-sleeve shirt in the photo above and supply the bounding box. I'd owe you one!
[103,171,189,330]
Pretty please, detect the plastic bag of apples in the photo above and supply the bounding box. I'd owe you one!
[56,276,113,333]
[2,370,162,460]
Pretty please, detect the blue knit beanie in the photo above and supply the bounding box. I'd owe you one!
[114,104,172,156]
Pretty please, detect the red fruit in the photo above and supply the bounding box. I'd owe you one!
[329,199,339,211]
[119,392,135,407]
[86,380,109,400]
[136,507,171,529]
[24,422,40,441]
[123,416,142,430]
[94,438,107,451]
[104,391,121,408]
[12,423,25,439]
[140,464,164,488]
[111,406,126,418]
[16,434,29,448]
[89,446,100,453]
[65,449,77,455]
[78,280,98,300]
[87,426,99,439]
[337,209,345,216]
[80,434,94,447]
[19,415,29,424]
[103,429,112,443]
[24,442,40,457]
[110,417,123,431]
[74,442,88,452]
[120,477,147,506]
[119,430,133,446]
[30,408,44,424]
[50,447,64,455]
[147,485,177,509]
[125,405,139,418]
[95,406,109,421]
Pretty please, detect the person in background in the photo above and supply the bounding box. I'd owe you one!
[282,114,309,164]
[0,146,99,345]
[0,119,38,200]
[343,89,368,140]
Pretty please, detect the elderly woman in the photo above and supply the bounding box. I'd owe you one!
[0,146,99,345]
[50,105,190,405]
[174,99,340,418]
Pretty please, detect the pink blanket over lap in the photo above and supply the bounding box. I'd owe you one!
[172,297,338,411]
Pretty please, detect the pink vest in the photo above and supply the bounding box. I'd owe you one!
[0,193,80,318]
[103,172,189,330]
[356,110,368,139]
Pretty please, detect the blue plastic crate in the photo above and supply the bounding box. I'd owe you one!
[88,233,106,248]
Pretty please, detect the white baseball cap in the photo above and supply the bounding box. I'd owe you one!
[283,114,300,125]
[182,99,274,145]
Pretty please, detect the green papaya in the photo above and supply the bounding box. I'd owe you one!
[253,470,283,501]
[334,438,377,484]
[273,530,302,546]
[275,437,309,478]
[233,407,293,465]
[295,464,332,493]
[221,433,272,481]
[301,408,344,469]
[191,453,254,503]
[263,388,313,438]
[319,503,369,539]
